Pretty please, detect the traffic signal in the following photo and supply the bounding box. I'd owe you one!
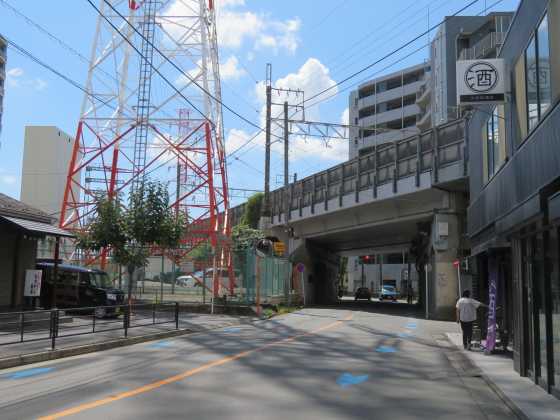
[359,255,375,264]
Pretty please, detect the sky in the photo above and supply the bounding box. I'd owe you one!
[0,0,520,206]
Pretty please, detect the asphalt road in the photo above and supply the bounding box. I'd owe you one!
[0,305,516,420]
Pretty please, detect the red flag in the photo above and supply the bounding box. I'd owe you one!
[129,0,140,10]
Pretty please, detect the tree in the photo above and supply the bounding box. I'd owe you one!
[240,193,263,229]
[77,180,185,303]
[231,224,264,251]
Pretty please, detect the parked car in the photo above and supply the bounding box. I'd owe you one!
[354,287,372,301]
[177,269,242,290]
[37,262,125,317]
[379,285,398,301]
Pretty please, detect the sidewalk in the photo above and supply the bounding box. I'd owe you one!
[0,313,257,369]
[447,332,560,420]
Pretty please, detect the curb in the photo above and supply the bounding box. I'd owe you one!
[444,333,529,420]
[0,320,243,371]
[480,372,530,420]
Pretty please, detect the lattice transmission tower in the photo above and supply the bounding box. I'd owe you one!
[60,0,232,294]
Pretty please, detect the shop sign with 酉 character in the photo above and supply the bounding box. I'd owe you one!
[456,59,507,105]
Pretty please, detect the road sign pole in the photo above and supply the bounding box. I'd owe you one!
[425,264,429,320]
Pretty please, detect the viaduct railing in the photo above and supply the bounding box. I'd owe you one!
[269,118,467,224]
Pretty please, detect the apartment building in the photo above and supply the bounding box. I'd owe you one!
[426,12,514,128]
[0,35,6,137]
[348,62,429,159]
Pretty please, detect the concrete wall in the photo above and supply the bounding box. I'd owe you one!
[21,126,74,218]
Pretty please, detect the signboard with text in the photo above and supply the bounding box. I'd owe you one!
[457,59,506,105]
[273,241,285,256]
[24,270,43,297]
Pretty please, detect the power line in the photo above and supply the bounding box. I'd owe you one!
[309,0,349,33]
[328,0,451,77]
[91,0,276,138]
[325,0,441,74]
[302,0,481,106]
[3,36,116,110]
[306,0,505,111]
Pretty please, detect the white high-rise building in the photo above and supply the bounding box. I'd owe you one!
[20,126,76,258]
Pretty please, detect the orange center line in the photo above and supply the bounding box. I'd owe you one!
[38,312,353,420]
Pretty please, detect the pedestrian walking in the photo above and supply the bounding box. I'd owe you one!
[456,290,487,350]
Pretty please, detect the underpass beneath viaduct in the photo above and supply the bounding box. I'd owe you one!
[265,119,470,320]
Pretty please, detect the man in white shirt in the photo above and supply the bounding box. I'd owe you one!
[456,290,487,350]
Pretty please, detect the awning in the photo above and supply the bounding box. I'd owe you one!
[1,215,74,238]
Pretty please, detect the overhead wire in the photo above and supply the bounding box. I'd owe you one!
[90,0,282,140]
[3,36,116,111]
[228,0,483,161]
[305,0,506,112]
[301,0,481,107]
[328,0,452,77]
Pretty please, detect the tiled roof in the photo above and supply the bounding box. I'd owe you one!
[0,192,53,223]
[1,216,73,237]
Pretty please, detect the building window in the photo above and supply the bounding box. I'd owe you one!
[537,15,551,117]
[549,227,560,391]
[525,14,551,132]
[483,106,505,181]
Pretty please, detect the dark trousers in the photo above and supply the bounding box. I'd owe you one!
[460,321,473,348]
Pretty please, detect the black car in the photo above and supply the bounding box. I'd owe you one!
[354,287,372,301]
[37,262,125,317]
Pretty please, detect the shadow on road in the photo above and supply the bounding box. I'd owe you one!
[312,299,424,319]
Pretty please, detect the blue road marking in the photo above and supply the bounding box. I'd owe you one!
[4,367,53,379]
[405,323,417,329]
[397,332,411,338]
[376,345,397,353]
[336,373,369,388]
[222,327,241,333]
[148,341,173,349]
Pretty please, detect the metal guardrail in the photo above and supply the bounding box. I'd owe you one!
[269,118,466,222]
[0,303,179,350]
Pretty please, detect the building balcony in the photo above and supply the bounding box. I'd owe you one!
[458,31,506,61]
[358,80,424,110]
[360,104,420,127]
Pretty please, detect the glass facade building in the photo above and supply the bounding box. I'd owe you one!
[468,0,560,399]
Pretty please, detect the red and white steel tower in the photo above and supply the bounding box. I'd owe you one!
[60,0,232,295]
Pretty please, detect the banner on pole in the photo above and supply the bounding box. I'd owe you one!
[486,257,498,353]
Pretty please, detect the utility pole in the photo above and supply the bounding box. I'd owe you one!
[262,63,272,220]
[284,101,289,224]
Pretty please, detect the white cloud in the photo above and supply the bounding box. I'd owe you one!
[272,58,338,121]
[341,108,349,125]
[218,0,245,7]
[6,67,47,91]
[227,58,347,164]
[0,174,17,186]
[6,68,24,87]
[226,128,259,155]
[220,55,245,80]
[215,2,301,54]
[218,10,264,49]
